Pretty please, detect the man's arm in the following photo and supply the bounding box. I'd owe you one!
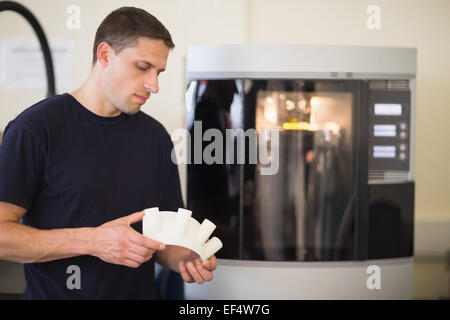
[0,201,93,263]
[0,201,164,267]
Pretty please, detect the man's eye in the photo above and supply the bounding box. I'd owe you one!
[136,65,148,71]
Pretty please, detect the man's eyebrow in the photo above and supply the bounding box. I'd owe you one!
[137,61,165,72]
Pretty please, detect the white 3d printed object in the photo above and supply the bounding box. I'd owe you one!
[142,207,223,260]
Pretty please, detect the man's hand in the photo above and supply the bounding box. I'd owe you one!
[91,211,165,268]
[177,250,217,284]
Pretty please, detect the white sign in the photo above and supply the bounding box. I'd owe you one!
[374,103,402,116]
[1,38,73,91]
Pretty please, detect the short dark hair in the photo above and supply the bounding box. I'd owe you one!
[92,7,175,65]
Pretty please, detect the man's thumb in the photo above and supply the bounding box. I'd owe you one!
[126,211,145,225]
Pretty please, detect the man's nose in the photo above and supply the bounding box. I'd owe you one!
[144,71,159,94]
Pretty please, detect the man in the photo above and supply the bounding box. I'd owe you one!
[0,6,216,299]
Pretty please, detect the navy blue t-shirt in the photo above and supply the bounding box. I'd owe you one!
[0,93,184,299]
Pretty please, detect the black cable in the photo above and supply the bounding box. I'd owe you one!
[0,1,56,97]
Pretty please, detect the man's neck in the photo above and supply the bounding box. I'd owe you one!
[70,69,121,118]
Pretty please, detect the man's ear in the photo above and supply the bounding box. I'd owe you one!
[96,42,113,67]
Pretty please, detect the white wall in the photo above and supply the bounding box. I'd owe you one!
[1,0,449,298]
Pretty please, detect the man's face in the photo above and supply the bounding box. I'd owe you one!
[102,37,169,115]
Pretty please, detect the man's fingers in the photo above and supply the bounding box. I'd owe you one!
[124,258,140,269]
[129,229,165,250]
[202,255,217,271]
[195,259,213,281]
[143,236,165,250]
[127,241,154,259]
[186,261,204,284]
[178,261,194,283]
[127,251,147,266]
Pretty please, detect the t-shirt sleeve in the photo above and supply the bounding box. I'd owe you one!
[0,120,46,210]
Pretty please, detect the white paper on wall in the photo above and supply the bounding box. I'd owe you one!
[1,38,73,91]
